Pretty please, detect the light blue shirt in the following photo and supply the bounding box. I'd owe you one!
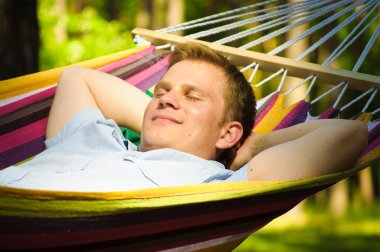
[0,109,248,192]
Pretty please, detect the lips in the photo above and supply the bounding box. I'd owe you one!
[152,113,181,124]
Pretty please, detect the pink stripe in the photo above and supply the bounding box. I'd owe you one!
[135,62,169,91]
[98,46,156,73]
[319,107,339,119]
[126,56,169,86]
[0,47,156,116]
[0,118,47,153]
[0,137,45,169]
[0,86,56,116]
[135,68,166,91]
[254,92,279,126]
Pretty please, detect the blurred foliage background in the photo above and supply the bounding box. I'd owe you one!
[0,0,379,251]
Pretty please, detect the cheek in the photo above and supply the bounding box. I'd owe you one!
[142,102,156,131]
[143,100,157,119]
[188,105,220,127]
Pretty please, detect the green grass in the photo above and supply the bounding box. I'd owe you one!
[234,203,380,252]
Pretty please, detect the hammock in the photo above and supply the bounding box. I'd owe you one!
[1,0,380,250]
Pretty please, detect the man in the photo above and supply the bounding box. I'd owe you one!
[0,43,368,191]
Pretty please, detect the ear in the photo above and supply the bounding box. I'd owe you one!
[216,121,243,150]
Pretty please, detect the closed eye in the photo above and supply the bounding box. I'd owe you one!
[186,94,201,101]
[185,91,202,101]
[153,88,167,98]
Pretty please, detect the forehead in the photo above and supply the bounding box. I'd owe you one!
[161,60,228,93]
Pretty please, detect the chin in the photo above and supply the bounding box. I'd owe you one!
[139,140,172,152]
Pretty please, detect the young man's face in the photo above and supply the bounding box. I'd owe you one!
[139,60,228,160]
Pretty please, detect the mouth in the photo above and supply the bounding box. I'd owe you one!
[152,114,181,124]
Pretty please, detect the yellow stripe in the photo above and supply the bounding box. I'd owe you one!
[355,112,372,123]
[0,157,373,218]
[0,180,278,200]
[254,93,300,135]
[0,46,147,100]
[360,146,380,164]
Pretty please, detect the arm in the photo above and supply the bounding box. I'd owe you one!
[231,119,368,180]
[46,66,151,139]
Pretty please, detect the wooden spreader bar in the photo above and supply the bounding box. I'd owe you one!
[132,28,380,92]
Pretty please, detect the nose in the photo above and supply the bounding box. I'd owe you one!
[158,90,180,109]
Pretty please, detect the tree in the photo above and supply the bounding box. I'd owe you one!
[0,0,39,80]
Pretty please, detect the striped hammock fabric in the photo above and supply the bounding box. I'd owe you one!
[0,46,168,169]
[2,0,380,247]
[0,43,379,251]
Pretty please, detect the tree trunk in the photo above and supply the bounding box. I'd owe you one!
[358,167,374,205]
[54,0,67,43]
[72,0,85,13]
[0,0,39,80]
[137,0,153,29]
[283,0,309,107]
[329,179,349,216]
[107,0,118,21]
[152,0,167,30]
[166,0,184,35]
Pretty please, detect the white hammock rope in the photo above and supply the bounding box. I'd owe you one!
[157,0,281,33]
[318,12,380,110]
[202,0,332,44]
[255,68,285,88]
[213,0,334,45]
[362,88,378,112]
[239,0,354,50]
[323,12,380,66]
[240,0,378,112]
[340,87,376,112]
[185,0,317,40]
[266,0,367,55]
[301,9,379,107]
[333,83,349,109]
[278,69,288,91]
[303,76,317,100]
[149,0,379,117]
[160,0,306,34]
[240,62,257,73]
[248,63,260,83]
[284,75,315,95]
[353,22,380,72]
[372,108,380,116]
[295,0,379,61]
[311,81,346,105]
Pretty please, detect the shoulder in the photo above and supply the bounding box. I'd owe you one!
[45,108,126,152]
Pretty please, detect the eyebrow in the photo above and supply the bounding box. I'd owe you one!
[154,80,171,91]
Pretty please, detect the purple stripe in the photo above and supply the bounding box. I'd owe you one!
[274,100,309,130]
[0,137,45,169]
[287,101,311,127]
